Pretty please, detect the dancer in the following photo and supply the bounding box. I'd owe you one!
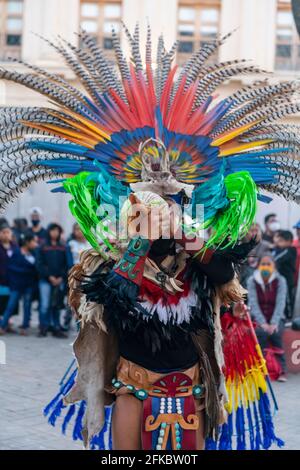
[1,24,299,450]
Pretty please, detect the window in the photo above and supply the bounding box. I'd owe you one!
[80,0,122,53]
[0,0,23,60]
[177,0,220,65]
[275,0,300,70]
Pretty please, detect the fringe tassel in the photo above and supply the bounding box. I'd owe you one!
[72,400,86,441]
[218,412,233,450]
[246,406,255,450]
[48,398,66,426]
[252,401,263,450]
[43,368,77,427]
[205,438,217,450]
[62,404,76,434]
[258,391,285,449]
[236,406,246,450]
[90,406,113,450]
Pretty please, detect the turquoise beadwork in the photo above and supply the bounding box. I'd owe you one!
[193,384,204,397]
[135,389,148,400]
[126,384,135,391]
[113,381,122,389]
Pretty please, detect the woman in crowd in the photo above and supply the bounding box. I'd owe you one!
[0,233,38,336]
[66,223,90,268]
[63,223,90,330]
[36,223,68,338]
[247,254,288,381]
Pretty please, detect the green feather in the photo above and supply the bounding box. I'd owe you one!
[204,171,257,250]
[63,172,117,255]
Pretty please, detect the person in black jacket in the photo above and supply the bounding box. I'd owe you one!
[0,221,18,318]
[273,230,297,319]
[36,223,68,338]
[0,233,38,335]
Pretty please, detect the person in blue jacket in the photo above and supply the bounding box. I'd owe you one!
[0,232,38,335]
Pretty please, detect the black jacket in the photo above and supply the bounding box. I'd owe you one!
[273,246,296,292]
[36,242,68,281]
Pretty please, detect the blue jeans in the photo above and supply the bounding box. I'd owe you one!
[0,287,33,329]
[39,280,62,331]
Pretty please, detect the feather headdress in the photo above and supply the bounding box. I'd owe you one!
[1,25,300,250]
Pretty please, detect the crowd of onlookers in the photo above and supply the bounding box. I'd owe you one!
[0,207,89,338]
[0,207,299,380]
[239,213,300,381]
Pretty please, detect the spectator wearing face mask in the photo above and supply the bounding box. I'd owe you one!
[247,255,287,382]
[273,230,297,320]
[262,213,280,246]
[240,223,271,288]
[28,207,47,246]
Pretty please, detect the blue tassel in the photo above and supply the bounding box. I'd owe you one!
[62,404,76,435]
[43,390,63,417]
[90,406,113,450]
[205,438,217,450]
[259,392,284,449]
[72,400,86,441]
[236,406,246,450]
[246,406,255,450]
[48,398,66,426]
[44,369,77,417]
[218,412,233,450]
[252,401,262,450]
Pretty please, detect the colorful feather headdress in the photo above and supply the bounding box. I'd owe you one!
[1,24,300,250]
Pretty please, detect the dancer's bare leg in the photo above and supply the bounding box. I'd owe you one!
[112,395,205,450]
[112,394,143,450]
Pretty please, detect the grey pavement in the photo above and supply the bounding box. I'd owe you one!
[0,316,300,450]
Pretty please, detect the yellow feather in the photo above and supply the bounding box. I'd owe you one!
[218,139,273,157]
[46,111,106,143]
[211,120,261,147]
[58,108,111,141]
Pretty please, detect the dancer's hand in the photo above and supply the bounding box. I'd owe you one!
[232,301,248,319]
[127,194,173,241]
